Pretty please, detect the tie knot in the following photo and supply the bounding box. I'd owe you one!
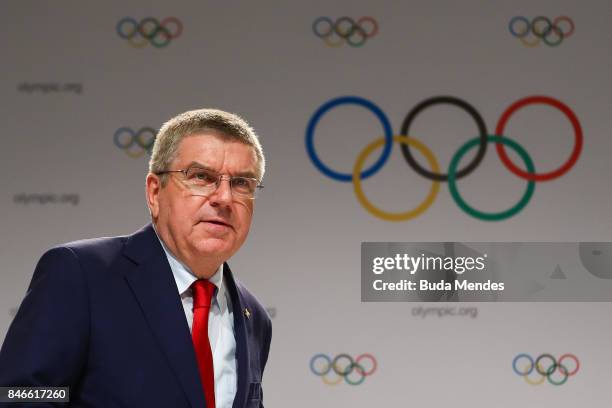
[191,279,216,309]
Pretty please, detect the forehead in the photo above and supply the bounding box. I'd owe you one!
[174,133,257,174]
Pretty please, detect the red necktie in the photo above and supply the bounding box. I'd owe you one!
[192,280,216,408]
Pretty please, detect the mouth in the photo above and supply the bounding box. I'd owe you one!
[200,219,233,230]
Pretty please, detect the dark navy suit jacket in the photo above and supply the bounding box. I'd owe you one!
[0,224,272,408]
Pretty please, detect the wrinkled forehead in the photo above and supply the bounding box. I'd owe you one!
[174,133,259,178]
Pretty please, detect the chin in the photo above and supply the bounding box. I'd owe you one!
[192,239,233,258]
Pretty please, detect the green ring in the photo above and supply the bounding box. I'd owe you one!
[448,135,535,221]
[151,26,172,48]
[344,362,367,385]
[543,27,564,47]
[547,363,569,386]
[347,28,367,47]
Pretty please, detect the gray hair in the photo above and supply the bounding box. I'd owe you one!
[149,108,265,186]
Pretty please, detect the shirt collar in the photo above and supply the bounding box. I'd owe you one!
[152,224,224,297]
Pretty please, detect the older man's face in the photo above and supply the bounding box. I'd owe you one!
[147,133,258,275]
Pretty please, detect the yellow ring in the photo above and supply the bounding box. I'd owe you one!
[321,370,343,385]
[124,148,146,158]
[516,360,545,385]
[324,32,344,48]
[524,369,546,385]
[128,33,149,48]
[520,34,540,47]
[352,135,440,221]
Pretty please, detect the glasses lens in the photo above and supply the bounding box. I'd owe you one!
[181,167,261,199]
[183,168,218,196]
[185,167,215,184]
[230,177,258,197]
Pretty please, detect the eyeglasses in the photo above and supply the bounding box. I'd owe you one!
[155,166,264,199]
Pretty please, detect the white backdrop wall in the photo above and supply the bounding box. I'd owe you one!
[1,1,612,406]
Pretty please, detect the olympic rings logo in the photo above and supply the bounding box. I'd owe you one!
[509,16,575,47]
[512,353,579,386]
[312,17,378,47]
[114,127,157,158]
[310,353,377,386]
[305,95,583,222]
[116,17,183,48]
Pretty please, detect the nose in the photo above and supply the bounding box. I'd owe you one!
[209,177,233,207]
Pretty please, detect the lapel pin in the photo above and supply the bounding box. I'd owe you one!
[244,308,251,319]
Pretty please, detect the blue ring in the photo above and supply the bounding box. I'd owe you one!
[310,354,332,376]
[305,96,393,182]
[114,127,136,149]
[312,17,334,38]
[512,353,534,376]
[116,17,139,39]
[509,16,531,38]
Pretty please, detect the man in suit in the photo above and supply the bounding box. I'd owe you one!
[0,109,272,407]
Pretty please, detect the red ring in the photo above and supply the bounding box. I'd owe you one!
[357,17,378,38]
[355,353,377,376]
[553,16,575,38]
[495,96,582,181]
[161,17,183,39]
[558,353,580,376]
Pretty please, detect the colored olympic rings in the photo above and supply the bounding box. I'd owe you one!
[310,353,377,386]
[114,127,157,158]
[508,16,575,47]
[305,95,582,222]
[512,353,579,386]
[116,17,183,48]
[312,17,378,47]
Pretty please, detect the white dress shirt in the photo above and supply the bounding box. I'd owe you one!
[154,230,237,408]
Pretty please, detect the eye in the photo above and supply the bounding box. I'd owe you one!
[231,177,255,192]
[188,169,217,184]
[233,177,249,187]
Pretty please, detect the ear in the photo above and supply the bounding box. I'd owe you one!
[146,173,161,219]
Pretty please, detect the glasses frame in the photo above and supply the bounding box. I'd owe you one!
[155,165,264,199]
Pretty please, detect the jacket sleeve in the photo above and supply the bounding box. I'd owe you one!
[0,246,90,406]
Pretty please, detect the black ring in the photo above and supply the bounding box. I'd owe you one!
[535,353,557,376]
[531,16,553,38]
[334,17,357,39]
[400,96,488,181]
[138,17,162,39]
[136,127,157,150]
[346,25,368,47]
[332,354,355,376]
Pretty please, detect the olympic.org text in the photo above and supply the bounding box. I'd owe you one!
[412,306,478,319]
[14,193,80,206]
[17,82,83,95]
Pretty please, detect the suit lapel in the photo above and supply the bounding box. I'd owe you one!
[123,224,205,408]
[224,263,250,408]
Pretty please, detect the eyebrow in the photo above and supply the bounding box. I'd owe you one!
[186,161,258,180]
